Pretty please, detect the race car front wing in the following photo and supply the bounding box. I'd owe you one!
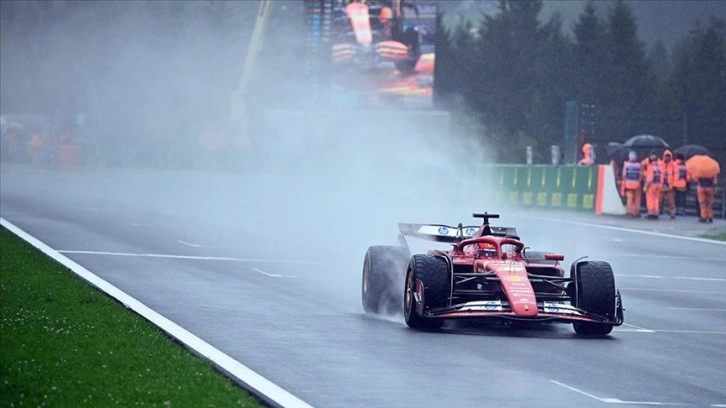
[424,299,624,326]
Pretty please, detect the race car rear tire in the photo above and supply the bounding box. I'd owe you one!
[362,245,411,315]
[404,254,450,330]
[572,261,616,336]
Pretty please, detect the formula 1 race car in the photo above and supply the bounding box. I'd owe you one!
[361,212,624,336]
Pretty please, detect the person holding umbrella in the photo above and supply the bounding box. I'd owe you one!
[686,155,721,223]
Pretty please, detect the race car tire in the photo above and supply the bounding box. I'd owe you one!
[404,254,450,330]
[572,260,616,336]
[362,245,411,315]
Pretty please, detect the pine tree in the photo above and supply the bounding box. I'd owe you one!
[601,0,653,140]
[573,1,608,108]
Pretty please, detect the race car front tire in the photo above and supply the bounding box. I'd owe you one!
[404,254,450,330]
[362,245,411,315]
[572,260,617,336]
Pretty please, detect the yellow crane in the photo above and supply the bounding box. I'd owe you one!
[229,0,273,143]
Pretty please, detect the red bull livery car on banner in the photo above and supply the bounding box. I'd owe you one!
[361,213,624,336]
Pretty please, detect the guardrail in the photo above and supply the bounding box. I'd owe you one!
[490,165,598,211]
[489,164,723,218]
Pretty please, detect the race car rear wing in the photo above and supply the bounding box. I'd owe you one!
[397,223,519,246]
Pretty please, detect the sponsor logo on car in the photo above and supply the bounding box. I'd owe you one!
[461,300,503,311]
[504,275,526,282]
[438,226,449,235]
[465,227,477,237]
[543,302,578,314]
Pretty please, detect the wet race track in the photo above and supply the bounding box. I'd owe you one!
[2,165,725,408]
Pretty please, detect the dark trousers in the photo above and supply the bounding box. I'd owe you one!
[675,188,687,209]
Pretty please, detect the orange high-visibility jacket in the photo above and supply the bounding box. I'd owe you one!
[645,159,663,186]
[659,150,676,189]
[578,143,592,165]
[622,160,642,190]
[672,159,688,189]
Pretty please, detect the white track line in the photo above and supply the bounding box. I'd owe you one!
[616,274,726,282]
[57,249,326,265]
[251,267,297,279]
[606,254,726,262]
[1,218,313,408]
[620,288,726,294]
[621,323,654,333]
[647,329,726,334]
[667,307,726,312]
[550,380,691,405]
[550,380,603,401]
[177,240,201,248]
[616,328,726,335]
[523,215,726,245]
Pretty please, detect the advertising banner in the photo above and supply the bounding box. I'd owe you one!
[307,0,438,108]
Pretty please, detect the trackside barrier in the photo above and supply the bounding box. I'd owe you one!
[489,164,724,217]
[491,165,598,212]
[595,164,627,215]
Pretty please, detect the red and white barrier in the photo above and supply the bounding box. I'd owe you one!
[595,164,627,215]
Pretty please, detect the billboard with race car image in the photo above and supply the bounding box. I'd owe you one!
[306,0,438,108]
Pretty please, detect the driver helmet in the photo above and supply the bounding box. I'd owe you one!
[478,243,497,258]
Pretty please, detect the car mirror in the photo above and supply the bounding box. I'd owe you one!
[545,253,565,261]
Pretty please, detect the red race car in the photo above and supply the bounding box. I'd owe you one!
[361,212,624,336]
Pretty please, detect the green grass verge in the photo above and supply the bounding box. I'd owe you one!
[0,226,262,407]
[702,232,726,241]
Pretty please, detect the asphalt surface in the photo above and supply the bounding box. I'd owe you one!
[2,164,725,408]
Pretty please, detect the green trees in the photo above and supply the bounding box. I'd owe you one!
[600,0,654,139]
[435,0,725,164]
[668,18,726,149]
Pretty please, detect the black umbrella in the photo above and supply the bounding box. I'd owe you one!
[623,134,670,149]
[605,143,631,168]
[673,144,711,161]
[622,134,670,161]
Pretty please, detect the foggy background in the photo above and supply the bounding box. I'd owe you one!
[1,0,724,268]
[2,0,725,168]
[0,0,496,286]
